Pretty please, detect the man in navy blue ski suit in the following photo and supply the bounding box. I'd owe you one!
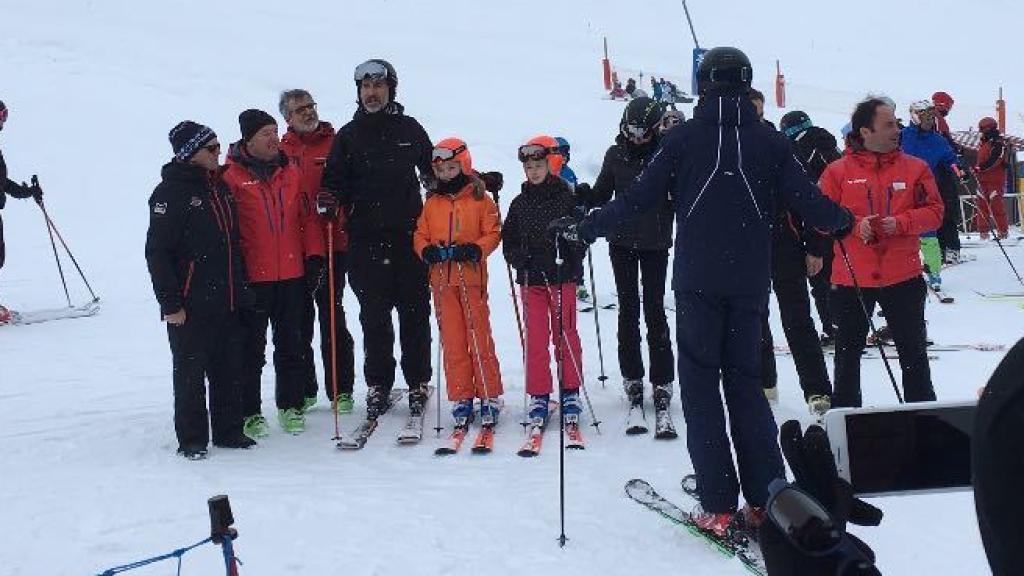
[562,48,852,526]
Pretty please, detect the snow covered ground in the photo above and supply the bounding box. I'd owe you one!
[2,0,1023,574]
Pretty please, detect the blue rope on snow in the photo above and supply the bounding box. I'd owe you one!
[95,537,213,576]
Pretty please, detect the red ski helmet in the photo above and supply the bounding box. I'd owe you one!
[979,117,998,132]
[932,91,954,113]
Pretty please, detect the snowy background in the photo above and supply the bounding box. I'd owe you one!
[2,0,1022,574]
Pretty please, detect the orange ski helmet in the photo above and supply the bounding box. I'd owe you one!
[520,134,564,175]
[432,137,473,175]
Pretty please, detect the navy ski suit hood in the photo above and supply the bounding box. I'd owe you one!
[587,95,850,296]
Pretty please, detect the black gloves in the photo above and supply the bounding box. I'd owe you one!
[451,243,482,263]
[316,190,339,219]
[759,420,883,576]
[421,245,445,265]
[832,208,855,240]
[479,171,503,193]
[548,215,595,245]
[305,256,326,294]
[9,175,43,204]
[574,182,593,209]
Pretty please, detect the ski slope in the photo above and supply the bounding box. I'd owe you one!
[2,0,1022,574]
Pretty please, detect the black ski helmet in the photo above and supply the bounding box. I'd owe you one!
[354,59,398,101]
[780,110,813,139]
[696,47,752,96]
[621,97,666,138]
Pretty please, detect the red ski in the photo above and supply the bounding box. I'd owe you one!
[434,425,469,456]
[471,425,495,454]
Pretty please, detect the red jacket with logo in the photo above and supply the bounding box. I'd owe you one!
[222,142,325,283]
[280,122,348,252]
[819,148,943,288]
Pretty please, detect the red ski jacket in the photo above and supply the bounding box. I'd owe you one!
[222,143,325,283]
[280,122,348,252]
[819,148,943,288]
[976,138,1007,193]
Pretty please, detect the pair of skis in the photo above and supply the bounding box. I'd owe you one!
[1,300,100,326]
[516,402,586,456]
[435,418,497,455]
[336,387,432,450]
[625,402,677,439]
[625,477,766,575]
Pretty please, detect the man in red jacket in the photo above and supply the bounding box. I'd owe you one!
[223,109,326,437]
[279,89,355,415]
[819,98,943,408]
[974,117,1010,239]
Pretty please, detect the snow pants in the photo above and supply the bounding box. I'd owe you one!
[241,278,307,414]
[167,312,245,449]
[675,289,785,512]
[302,251,355,400]
[975,189,1009,236]
[347,236,431,390]
[431,273,503,402]
[608,245,674,386]
[935,167,962,254]
[523,283,582,396]
[920,236,942,278]
[831,277,936,408]
[771,240,832,399]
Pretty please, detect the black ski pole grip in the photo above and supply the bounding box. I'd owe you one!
[208,495,234,544]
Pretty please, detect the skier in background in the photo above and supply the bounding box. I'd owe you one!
[974,116,1010,240]
[0,100,43,324]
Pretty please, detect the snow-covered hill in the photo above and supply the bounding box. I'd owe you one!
[2,1,1022,574]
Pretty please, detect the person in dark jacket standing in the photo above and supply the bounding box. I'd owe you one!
[556,47,852,536]
[577,97,676,431]
[145,121,254,459]
[279,89,356,415]
[772,111,843,415]
[321,59,433,419]
[223,109,326,437]
[0,100,44,322]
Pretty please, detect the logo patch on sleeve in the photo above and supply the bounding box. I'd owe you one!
[893,181,906,190]
[153,202,167,215]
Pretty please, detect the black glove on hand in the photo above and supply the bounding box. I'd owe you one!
[832,208,855,240]
[451,243,482,263]
[479,171,503,193]
[574,182,593,209]
[304,256,326,295]
[420,173,439,193]
[421,245,445,265]
[548,215,595,245]
[316,190,339,218]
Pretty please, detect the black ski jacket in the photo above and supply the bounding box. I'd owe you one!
[584,135,674,251]
[321,102,433,241]
[0,148,33,210]
[502,175,585,286]
[777,126,843,258]
[145,161,248,318]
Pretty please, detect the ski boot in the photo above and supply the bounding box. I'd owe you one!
[691,507,735,539]
[278,408,306,434]
[927,272,942,292]
[479,397,501,426]
[408,384,430,417]
[214,432,257,450]
[528,394,550,427]
[807,394,831,416]
[561,389,583,418]
[867,325,893,346]
[452,399,475,428]
[365,385,391,420]
[242,414,270,439]
[819,331,836,349]
[301,395,317,412]
[653,383,677,439]
[0,304,12,325]
[623,378,644,407]
[576,284,591,303]
[334,393,354,415]
[177,445,208,460]
[944,250,960,265]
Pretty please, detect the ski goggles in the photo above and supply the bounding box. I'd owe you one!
[518,143,556,162]
[622,123,653,140]
[353,60,391,83]
[431,143,467,163]
[765,479,877,573]
[783,119,813,139]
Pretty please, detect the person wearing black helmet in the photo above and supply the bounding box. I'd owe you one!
[576,97,677,437]
[321,59,434,420]
[0,100,44,324]
[554,46,853,535]
[771,111,843,414]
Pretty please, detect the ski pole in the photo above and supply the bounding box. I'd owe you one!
[552,236,568,548]
[492,189,525,352]
[428,274,445,438]
[835,239,904,404]
[975,187,1024,286]
[38,198,71,307]
[326,222,341,441]
[520,267,531,431]
[456,262,495,414]
[585,248,609,388]
[36,179,99,302]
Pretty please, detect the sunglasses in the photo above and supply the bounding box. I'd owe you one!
[765,479,876,572]
[290,102,317,116]
[354,60,390,82]
[203,142,221,154]
[432,143,467,163]
[518,143,555,162]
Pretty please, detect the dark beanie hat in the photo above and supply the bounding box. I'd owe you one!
[238,109,277,142]
[168,121,216,162]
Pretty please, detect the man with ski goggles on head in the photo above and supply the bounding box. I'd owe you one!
[321,59,435,421]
